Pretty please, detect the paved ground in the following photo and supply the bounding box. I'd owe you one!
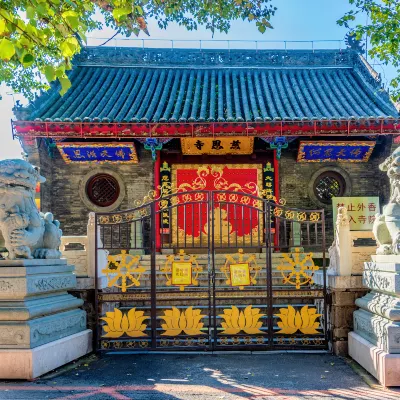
[0,353,399,400]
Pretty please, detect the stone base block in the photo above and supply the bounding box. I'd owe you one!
[0,329,92,380]
[349,331,400,387]
[354,309,400,353]
[355,291,400,321]
[363,259,400,295]
[0,294,83,321]
[0,309,86,349]
[313,272,364,290]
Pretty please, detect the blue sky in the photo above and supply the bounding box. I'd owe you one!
[0,0,397,160]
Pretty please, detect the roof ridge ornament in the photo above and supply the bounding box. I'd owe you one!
[345,32,365,55]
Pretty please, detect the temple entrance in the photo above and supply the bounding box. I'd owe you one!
[94,190,328,352]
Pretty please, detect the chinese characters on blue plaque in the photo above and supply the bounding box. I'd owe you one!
[57,143,138,164]
[297,141,375,162]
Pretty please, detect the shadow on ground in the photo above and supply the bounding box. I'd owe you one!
[0,353,399,399]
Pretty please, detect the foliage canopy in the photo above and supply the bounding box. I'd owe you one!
[338,0,400,101]
[0,0,276,99]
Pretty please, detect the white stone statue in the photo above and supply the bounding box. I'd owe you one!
[373,147,400,254]
[328,206,352,275]
[0,159,62,259]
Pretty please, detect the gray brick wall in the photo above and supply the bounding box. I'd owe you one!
[35,143,154,235]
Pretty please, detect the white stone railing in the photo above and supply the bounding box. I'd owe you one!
[328,207,377,276]
[60,213,108,286]
[60,236,88,276]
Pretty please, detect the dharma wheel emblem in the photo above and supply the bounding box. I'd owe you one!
[276,248,319,289]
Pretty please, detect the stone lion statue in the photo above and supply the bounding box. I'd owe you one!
[373,147,400,254]
[0,159,62,259]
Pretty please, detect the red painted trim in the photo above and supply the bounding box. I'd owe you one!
[12,119,400,140]
[273,149,279,249]
[154,151,161,252]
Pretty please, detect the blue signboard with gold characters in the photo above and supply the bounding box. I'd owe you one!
[297,141,375,163]
[57,143,138,164]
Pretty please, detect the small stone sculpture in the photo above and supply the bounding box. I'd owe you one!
[0,159,62,259]
[328,206,352,275]
[373,147,400,254]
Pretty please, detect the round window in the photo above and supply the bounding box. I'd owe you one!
[313,171,346,204]
[86,174,120,207]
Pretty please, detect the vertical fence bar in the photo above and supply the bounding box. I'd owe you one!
[321,210,328,347]
[94,213,99,352]
[211,192,217,349]
[207,193,212,350]
[150,202,157,349]
[266,202,274,349]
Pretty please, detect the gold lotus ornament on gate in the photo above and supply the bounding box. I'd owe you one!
[161,250,202,291]
[276,248,319,289]
[219,305,265,335]
[101,308,149,338]
[102,250,146,292]
[275,305,321,335]
[221,249,261,290]
[160,306,206,336]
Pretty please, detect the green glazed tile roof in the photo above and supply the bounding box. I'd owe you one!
[26,48,398,123]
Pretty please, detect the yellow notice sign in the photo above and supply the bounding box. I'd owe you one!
[230,263,251,287]
[171,262,192,286]
[332,196,380,231]
[181,137,254,155]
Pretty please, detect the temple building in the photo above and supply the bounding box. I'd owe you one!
[12,46,399,243]
[10,45,400,355]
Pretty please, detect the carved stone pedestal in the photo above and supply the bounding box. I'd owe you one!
[349,255,400,386]
[0,259,92,379]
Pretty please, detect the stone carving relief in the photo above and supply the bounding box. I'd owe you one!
[373,147,400,254]
[0,327,26,345]
[0,159,62,259]
[32,276,74,292]
[0,281,14,291]
[31,314,86,344]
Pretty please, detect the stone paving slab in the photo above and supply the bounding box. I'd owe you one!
[0,353,399,399]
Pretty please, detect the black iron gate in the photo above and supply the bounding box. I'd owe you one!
[95,190,328,352]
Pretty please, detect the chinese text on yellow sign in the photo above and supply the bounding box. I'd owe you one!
[181,137,254,155]
[332,197,380,231]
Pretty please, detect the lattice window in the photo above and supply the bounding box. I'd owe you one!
[313,171,345,204]
[86,174,120,207]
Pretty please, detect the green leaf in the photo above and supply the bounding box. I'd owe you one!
[0,19,6,35]
[44,65,56,82]
[258,25,266,33]
[62,11,79,30]
[135,6,144,15]
[26,6,35,19]
[55,65,66,78]
[59,76,71,96]
[113,7,132,21]
[60,37,79,58]
[0,38,15,61]
[22,53,34,67]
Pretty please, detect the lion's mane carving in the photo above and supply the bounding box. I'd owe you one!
[373,147,400,254]
[0,159,62,259]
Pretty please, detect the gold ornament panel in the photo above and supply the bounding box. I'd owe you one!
[275,305,321,335]
[276,248,319,289]
[171,164,263,246]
